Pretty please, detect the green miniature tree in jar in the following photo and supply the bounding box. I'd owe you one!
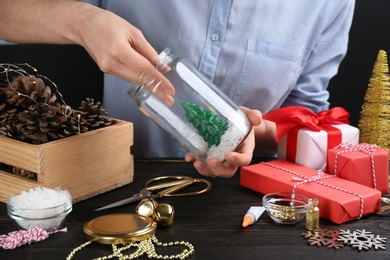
[181,101,228,147]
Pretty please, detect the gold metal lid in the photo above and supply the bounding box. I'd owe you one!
[83,213,157,244]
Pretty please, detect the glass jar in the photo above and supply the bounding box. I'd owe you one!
[306,198,320,230]
[128,48,252,162]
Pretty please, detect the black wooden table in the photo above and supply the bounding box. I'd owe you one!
[1,161,389,259]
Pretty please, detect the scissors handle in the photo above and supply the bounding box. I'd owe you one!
[145,176,212,197]
[146,178,193,192]
[156,179,195,197]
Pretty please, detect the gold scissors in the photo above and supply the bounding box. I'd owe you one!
[95,176,211,211]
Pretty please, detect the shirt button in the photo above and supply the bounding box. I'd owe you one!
[210,33,219,41]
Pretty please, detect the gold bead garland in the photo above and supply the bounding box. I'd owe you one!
[66,235,194,260]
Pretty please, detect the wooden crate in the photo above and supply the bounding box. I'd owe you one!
[0,119,134,203]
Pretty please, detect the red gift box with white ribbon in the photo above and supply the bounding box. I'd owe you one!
[327,143,389,194]
[263,106,359,171]
[240,159,381,224]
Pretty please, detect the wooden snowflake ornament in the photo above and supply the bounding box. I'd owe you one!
[302,228,345,250]
[337,229,387,251]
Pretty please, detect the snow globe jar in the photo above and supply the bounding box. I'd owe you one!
[128,48,252,162]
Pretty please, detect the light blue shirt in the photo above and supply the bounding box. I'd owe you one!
[86,0,355,158]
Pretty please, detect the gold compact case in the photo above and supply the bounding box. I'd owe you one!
[83,213,157,244]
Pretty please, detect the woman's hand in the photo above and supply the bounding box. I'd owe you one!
[73,3,176,106]
[185,107,262,178]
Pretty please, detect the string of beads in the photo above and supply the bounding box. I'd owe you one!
[66,235,194,260]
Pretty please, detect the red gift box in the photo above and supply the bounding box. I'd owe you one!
[240,160,381,224]
[263,106,359,171]
[327,143,389,194]
[277,124,358,171]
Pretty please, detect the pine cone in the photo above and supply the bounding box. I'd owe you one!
[8,75,57,108]
[57,108,89,138]
[2,103,89,144]
[12,167,37,180]
[15,102,65,144]
[79,98,112,130]
[0,89,17,127]
[0,75,57,127]
[0,124,19,139]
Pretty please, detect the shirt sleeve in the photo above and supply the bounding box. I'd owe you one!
[281,0,355,113]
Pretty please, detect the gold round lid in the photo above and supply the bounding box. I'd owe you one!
[83,213,157,244]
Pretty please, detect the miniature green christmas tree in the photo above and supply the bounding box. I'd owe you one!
[358,49,390,155]
[181,101,228,147]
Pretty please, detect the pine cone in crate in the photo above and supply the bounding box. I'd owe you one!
[57,108,89,138]
[79,97,112,130]
[0,75,57,127]
[0,90,17,127]
[15,102,64,144]
[14,103,91,144]
[12,167,37,180]
[0,75,113,141]
[8,75,57,107]
[0,124,19,139]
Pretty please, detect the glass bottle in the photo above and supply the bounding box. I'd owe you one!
[306,198,320,230]
[128,48,252,162]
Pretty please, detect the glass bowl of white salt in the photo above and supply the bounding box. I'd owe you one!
[7,187,72,231]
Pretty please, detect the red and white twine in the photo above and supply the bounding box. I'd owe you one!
[0,226,67,250]
[333,143,378,190]
[292,170,335,194]
[261,162,365,219]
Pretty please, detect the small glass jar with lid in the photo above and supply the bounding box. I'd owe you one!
[306,198,320,230]
[128,48,252,162]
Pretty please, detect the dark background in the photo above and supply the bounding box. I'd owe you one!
[327,0,390,126]
[0,1,389,127]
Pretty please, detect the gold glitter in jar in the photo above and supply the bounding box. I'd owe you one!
[306,198,320,230]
